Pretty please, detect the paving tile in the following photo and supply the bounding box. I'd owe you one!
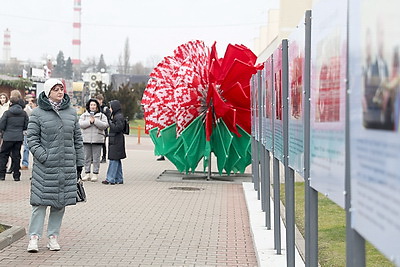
[0,136,257,266]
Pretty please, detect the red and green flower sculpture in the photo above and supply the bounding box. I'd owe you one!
[141,40,262,175]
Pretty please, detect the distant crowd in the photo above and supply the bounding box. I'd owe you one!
[0,85,126,184]
[0,78,127,253]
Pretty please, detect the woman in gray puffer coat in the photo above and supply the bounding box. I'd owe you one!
[26,78,84,253]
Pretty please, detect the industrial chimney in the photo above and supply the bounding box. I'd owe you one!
[72,0,81,65]
[3,28,11,62]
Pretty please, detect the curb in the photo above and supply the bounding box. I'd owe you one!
[243,182,305,267]
[0,224,26,250]
[279,199,306,262]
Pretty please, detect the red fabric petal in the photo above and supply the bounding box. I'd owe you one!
[221,82,250,109]
[220,44,258,76]
[142,40,261,138]
[220,59,257,92]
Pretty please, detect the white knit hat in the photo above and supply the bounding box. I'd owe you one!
[43,78,63,97]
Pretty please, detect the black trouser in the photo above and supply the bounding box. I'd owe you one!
[102,142,107,159]
[102,130,108,159]
[0,141,22,179]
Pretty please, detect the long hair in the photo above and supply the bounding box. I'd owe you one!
[0,93,9,106]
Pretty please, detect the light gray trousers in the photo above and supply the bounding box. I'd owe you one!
[28,206,65,238]
[83,143,102,174]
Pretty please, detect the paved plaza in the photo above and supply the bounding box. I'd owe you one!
[0,136,259,266]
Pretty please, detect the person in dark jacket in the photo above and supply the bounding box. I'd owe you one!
[95,94,111,163]
[0,90,29,181]
[26,78,84,253]
[102,100,126,185]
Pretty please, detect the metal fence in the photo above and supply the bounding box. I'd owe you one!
[250,1,400,266]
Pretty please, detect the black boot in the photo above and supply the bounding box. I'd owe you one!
[13,172,21,181]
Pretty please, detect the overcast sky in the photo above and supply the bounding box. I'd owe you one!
[0,0,278,67]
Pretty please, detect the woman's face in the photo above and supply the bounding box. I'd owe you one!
[48,85,64,102]
[0,95,7,105]
[89,102,97,112]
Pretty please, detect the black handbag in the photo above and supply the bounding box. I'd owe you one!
[76,179,87,202]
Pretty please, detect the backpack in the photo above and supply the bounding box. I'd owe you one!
[123,117,130,135]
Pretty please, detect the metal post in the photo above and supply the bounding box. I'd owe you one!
[273,157,281,254]
[260,69,267,211]
[264,148,271,229]
[345,3,365,266]
[260,70,266,208]
[207,151,212,181]
[282,39,295,267]
[304,10,319,267]
[260,145,266,211]
[137,125,141,144]
[251,137,256,184]
[254,140,260,195]
[251,77,256,185]
[269,56,275,234]
[257,71,263,200]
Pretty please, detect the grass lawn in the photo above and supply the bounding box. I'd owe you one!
[0,224,8,234]
[281,182,395,267]
[128,119,147,136]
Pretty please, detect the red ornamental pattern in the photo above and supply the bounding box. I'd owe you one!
[142,40,261,139]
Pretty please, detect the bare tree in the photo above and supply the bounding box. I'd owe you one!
[2,58,22,76]
[81,56,97,73]
[118,37,131,75]
[117,54,123,74]
[131,62,146,75]
[145,55,162,69]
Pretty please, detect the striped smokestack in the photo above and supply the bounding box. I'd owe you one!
[72,0,81,65]
[3,28,11,62]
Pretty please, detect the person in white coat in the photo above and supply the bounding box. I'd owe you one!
[79,99,109,182]
[0,93,9,147]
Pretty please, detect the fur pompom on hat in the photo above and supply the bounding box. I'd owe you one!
[43,78,63,97]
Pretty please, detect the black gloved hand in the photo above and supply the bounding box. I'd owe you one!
[77,166,83,179]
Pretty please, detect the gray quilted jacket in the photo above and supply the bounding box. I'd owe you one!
[79,111,109,144]
[27,92,84,209]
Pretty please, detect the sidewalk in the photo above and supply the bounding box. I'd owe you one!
[0,135,303,266]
